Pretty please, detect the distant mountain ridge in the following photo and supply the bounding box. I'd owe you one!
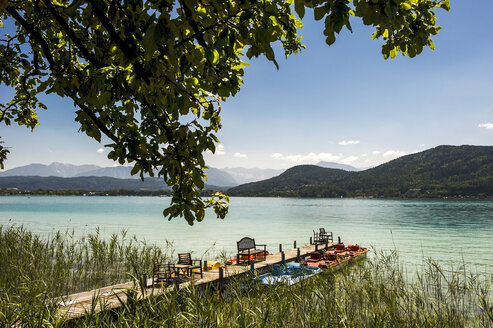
[228,145,493,198]
[0,162,101,178]
[75,166,134,179]
[1,163,306,187]
[0,162,238,187]
[220,167,285,185]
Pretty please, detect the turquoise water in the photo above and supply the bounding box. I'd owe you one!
[1,196,492,272]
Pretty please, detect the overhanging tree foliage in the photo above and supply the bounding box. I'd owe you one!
[0,0,449,224]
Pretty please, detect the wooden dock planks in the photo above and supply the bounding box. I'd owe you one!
[56,242,336,319]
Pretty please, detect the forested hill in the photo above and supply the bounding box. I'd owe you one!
[0,176,221,192]
[227,145,493,198]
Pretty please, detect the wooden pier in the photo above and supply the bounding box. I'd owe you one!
[56,241,336,319]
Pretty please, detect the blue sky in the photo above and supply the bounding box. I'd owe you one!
[1,0,492,170]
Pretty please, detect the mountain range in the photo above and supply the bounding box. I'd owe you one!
[0,162,239,187]
[0,161,358,187]
[3,145,490,197]
[227,145,493,198]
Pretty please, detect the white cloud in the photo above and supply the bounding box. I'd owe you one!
[216,144,226,155]
[383,150,407,159]
[339,140,360,146]
[272,152,342,163]
[419,144,426,148]
[206,144,226,155]
[478,123,493,130]
[96,148,105,154]
[271,153,284,159]
[234,152,247,158]
[372,150,381,155]
[341,156,358,164]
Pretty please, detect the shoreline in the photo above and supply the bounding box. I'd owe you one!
[1,189,491,200]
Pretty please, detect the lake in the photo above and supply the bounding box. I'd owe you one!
[1,196,492,272]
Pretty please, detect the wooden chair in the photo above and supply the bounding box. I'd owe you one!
[236,237,267,265]
[313,230,322,244]
[152,257,175,286]
[319,228,333,243]
[175,253,203,279]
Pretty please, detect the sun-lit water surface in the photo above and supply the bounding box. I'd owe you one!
[1,196,492,272]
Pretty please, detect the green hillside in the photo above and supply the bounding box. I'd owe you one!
[0,176,169,191]
[227,145,493,198]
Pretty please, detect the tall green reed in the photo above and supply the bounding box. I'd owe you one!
[1,226,492,327]
[0,225,167,325]
[69,252,491,328]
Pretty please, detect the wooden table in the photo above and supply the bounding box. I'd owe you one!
[175,264,201,279]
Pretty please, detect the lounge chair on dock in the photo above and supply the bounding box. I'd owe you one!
[152,257,176,286]
[236,237,267,265]
[313,231,323,245]
[319,228,333,243]
[176,253,203,279]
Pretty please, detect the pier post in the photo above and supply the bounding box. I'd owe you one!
[310,237,313,245]
[315,243,318,252]
[294,240,296,248]
[338,236,341,244]
[219,267,224,295]
[279,244,282,253]
[142,273,147,288]
[204,260,208,272]
[250,261,255,276]
[325,239,328,250]
[297,248,300,262]
[174,276,179,290]
[282,252,286,266]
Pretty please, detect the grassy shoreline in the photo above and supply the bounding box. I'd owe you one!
[1,226,492,327]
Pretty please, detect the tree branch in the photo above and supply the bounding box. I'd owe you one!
[42,0,104,68]
[74,99,160,168]
[86,0,152,83]
[6,6,56,70]
[178,0,207,48]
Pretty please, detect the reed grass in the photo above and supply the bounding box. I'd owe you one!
[0,225,166,324]
[1,226,492,327]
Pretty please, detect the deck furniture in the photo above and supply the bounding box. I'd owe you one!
[313,230,323,245]
[175,253,203,279]
[236,237,267,265]
[319,228,333,243]
[152,257,176,286]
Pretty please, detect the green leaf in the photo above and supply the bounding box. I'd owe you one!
[143,25,157,58]
[325,33,336,45]
[130,164,141,176]
[314,6,326,21]
[295,0,305,19]
[265,45,275,61]
[384,3,394,18]
[440,0,450,11]
[400,2,412,10]
[196,207,205,222]
[239,11,252,23]
[212,49,220,65]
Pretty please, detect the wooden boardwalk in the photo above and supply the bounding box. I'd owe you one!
[56,242,336,319]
